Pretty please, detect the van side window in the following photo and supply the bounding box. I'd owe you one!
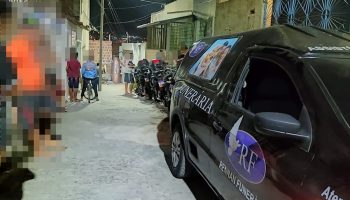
[235,58,303,119]
[188,38,239,80]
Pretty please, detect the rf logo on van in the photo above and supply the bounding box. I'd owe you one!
[224,117,266,184]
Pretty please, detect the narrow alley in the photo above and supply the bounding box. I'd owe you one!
[22,84,217,200]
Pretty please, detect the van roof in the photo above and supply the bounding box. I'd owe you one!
[207,25,350,55]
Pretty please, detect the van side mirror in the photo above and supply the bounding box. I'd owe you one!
[254,112,308,141]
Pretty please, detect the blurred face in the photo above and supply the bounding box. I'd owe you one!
[0,17,3,37]
[0,16,9,41]
[0,7,17,42]
[0,1,68,167]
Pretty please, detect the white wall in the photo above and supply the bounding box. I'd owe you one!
[193,0,216,17]
[149,0,216,24]
[151,0,194,23]
[119,43,147,65]
[140,43,146,61]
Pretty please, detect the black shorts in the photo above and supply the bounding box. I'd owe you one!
[68,77,79,89]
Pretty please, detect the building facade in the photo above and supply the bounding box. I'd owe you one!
[214,0,265,35]
[141,0,350,64]
[138,0,216,63]
[59,0,90,100]
[138,0,264,63]
[62,0,90,63]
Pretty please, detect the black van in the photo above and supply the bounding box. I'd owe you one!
[169,25,350,200]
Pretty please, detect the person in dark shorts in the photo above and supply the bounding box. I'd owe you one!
[123,61,135,95]
[81,54,99,101]
[66,51,81,102]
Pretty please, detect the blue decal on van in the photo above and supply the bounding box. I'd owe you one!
[224,117,266,184]
[189,42,207,57]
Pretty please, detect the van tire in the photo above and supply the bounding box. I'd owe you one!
[170,124,193,178]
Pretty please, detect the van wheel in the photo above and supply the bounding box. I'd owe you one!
[170,124,193,178]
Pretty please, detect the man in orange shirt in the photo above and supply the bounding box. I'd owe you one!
[0,2,65,197]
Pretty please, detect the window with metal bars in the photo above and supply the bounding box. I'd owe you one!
[146,25,167,50]
[169,22,194,50]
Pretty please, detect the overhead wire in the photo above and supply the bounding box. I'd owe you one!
[93,0,163,38]
[104,9,114,34]
[95,13,151,28]
[104,0,116,34]
[94,0,119,34]
[104,2,157,10]
[106,14,151,24]
[107,0,126,32]
[66,4,100,33]
[107,0,153,27]
[91,0,106,33]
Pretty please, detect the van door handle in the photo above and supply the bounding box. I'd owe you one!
[213,121,223,133]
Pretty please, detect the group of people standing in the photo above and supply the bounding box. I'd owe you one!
[67,52,147,102]
[66,51,99,104]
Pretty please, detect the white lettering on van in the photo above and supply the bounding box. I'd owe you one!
[198,95,207,109]
[193,94,201,104]
[219,161,258,200]
[238,144,259,174]
[178,85,214,114]
[321,186,343,200]
[204,100,213,113]
[189,90,198,102]
[185,88,193,98]
[308,46,350,51]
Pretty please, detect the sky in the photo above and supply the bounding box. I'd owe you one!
[90,0,174,39]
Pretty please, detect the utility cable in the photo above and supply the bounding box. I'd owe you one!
[104,2,157,10]
[95,14,151,27]
[105,15,151,24]
[107,0,126,32]
[104,10,114,34]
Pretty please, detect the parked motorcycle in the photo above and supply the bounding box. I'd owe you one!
[150,63,166,102]
[163,67,176,110]
[134,60,150,97]
[143,66,153,100]
[134,59,177,110]
[133,68,144,97]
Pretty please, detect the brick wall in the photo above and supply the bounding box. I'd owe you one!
[112,41,122,58]
[89,40,113,79]
[89,40,113,64]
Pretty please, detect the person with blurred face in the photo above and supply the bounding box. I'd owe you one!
[66,50,81,102]
[0,0,66,197]
[81,53,99,101]
[122,60,135,95]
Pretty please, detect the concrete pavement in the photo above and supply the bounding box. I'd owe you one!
[22,84,217,200]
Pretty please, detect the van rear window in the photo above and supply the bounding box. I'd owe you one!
[189,38,239,80]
